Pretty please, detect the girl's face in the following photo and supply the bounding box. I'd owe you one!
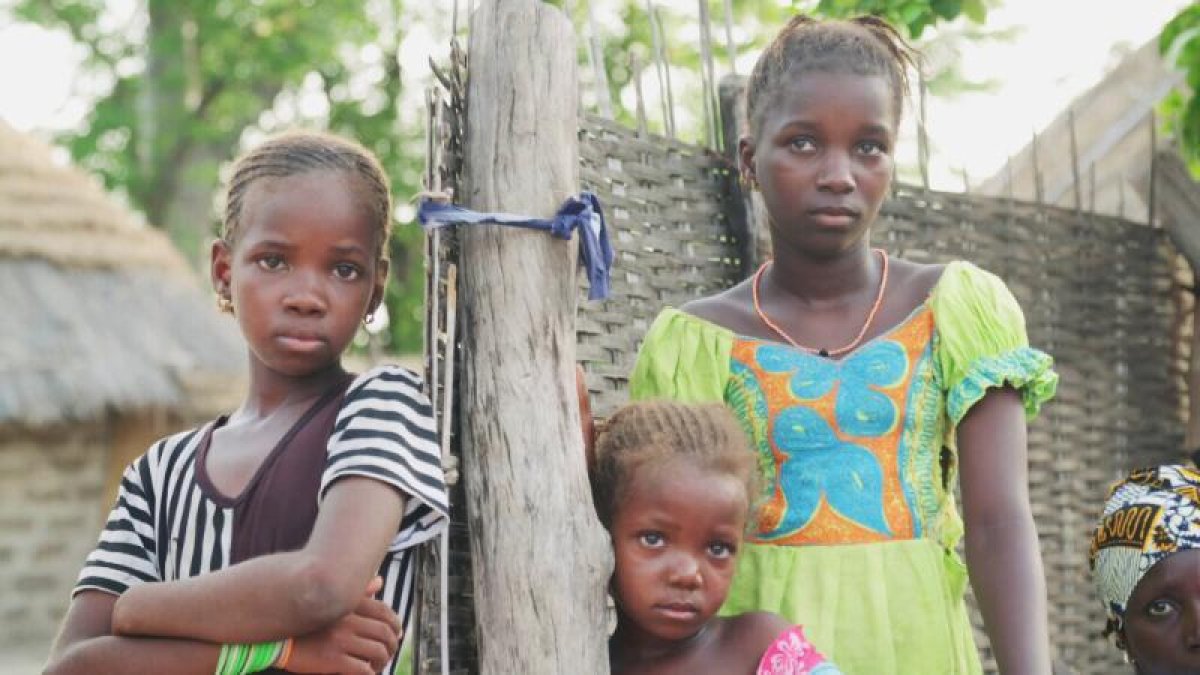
[212,170,387,380]
[1123,549,1200,674]
[740,71,896,256]
[610,459,748,645]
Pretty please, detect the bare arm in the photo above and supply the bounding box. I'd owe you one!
[577,364,596,472]
[958,386,1052,675]
[46,584,400,675]
[43,592,218,675]
[111,476,405,642]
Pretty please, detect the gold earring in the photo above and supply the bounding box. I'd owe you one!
[216,293,233,315]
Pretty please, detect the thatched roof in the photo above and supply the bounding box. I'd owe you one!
[978,39,1185,221]
[0,119,244,427]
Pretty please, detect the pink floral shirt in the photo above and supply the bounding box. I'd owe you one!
[756,626,841,675]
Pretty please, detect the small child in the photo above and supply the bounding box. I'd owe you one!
[1090,464,1200,674]
[45,131,448,675]
[591,400,840,675]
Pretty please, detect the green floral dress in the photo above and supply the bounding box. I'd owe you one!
[630,261,1058,674]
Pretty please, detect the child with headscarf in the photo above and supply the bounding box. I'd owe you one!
[1090,464,1200,673]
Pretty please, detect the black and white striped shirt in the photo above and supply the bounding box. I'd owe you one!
[76,365,447,673]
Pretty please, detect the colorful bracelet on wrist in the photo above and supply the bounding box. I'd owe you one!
[216,639,287,675]
[274,637,294,670]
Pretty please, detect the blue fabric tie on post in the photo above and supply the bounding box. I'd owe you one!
[417,191,615,301]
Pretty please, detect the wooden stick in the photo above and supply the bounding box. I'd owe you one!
[722,0,737,76]
[1032,130,1044,205]
[918,69,930,191]
[650,3,676,138]
[1068,107,1082,212]
[1005,156,1015,201]
[698,0,717,148]
[585,2,613,118]
[1119,173,1126,219]
[646,0,672,138]
[631,52,648,136]
[1089,162,1096,214]
[1149,111,1158,227]
[437,264,456,675]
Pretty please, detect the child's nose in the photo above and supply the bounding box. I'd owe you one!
[284,272,328,315]
[817,151,854,194]
[666,555,702,589]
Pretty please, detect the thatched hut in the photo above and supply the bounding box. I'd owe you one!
[0,120,243,654]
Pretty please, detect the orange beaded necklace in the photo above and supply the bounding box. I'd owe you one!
[751,248,890,358]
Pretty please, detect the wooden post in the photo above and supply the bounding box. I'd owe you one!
[1032,130,1045,205]
[460,2,612,673]
[918,69,930,191]
[720,74,770,275]
[1068,108,1083,212]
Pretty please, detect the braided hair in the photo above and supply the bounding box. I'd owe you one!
[745,15,918,139]
[591,400,759,528]
[222,130,393,255]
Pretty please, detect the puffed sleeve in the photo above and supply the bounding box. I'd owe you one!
[930,261,1058,426]
[630,307,734,403]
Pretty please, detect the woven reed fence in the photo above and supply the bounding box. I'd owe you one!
[414,43,1187,675]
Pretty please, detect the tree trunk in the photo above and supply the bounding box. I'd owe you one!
[458,1,612,674]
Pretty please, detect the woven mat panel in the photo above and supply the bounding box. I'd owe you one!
[576,115,743,417]
[879,186,1183,674]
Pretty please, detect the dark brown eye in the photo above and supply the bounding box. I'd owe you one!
[638,532,664,548]
[708,542,735,559]
[334,263,361,280]
[257,255,285,271]
[789,137,817,152]
[1147,599,1177,618]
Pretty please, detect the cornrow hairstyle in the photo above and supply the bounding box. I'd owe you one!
[222,130,393,255]
[591,400,759,529]
[745,14,919,140]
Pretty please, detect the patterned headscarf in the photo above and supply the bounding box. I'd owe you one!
[1089,464,1200,639]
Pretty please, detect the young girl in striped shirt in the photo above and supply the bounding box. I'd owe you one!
[45,131,448,675]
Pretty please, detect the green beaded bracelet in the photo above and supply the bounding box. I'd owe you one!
[216,641,283,675]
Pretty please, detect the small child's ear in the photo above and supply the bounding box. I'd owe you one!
[367,257,390,318]
[738,136,758,189]
[210,239,232,297]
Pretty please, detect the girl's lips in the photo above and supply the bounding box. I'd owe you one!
[276,334,326,352]
[654,603,699,621]
[809,211,857,228]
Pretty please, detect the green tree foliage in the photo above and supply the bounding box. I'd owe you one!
[13,0,428,351]
[1161,3,1200,173]
[814,0,988,38]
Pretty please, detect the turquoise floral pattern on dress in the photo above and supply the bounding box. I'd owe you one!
[755,341,911,539]
[765,405,890,537]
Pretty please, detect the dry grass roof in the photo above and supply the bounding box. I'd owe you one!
[0,119,243,427]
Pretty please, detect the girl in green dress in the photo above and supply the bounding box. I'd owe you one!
[630,15,1057,674]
